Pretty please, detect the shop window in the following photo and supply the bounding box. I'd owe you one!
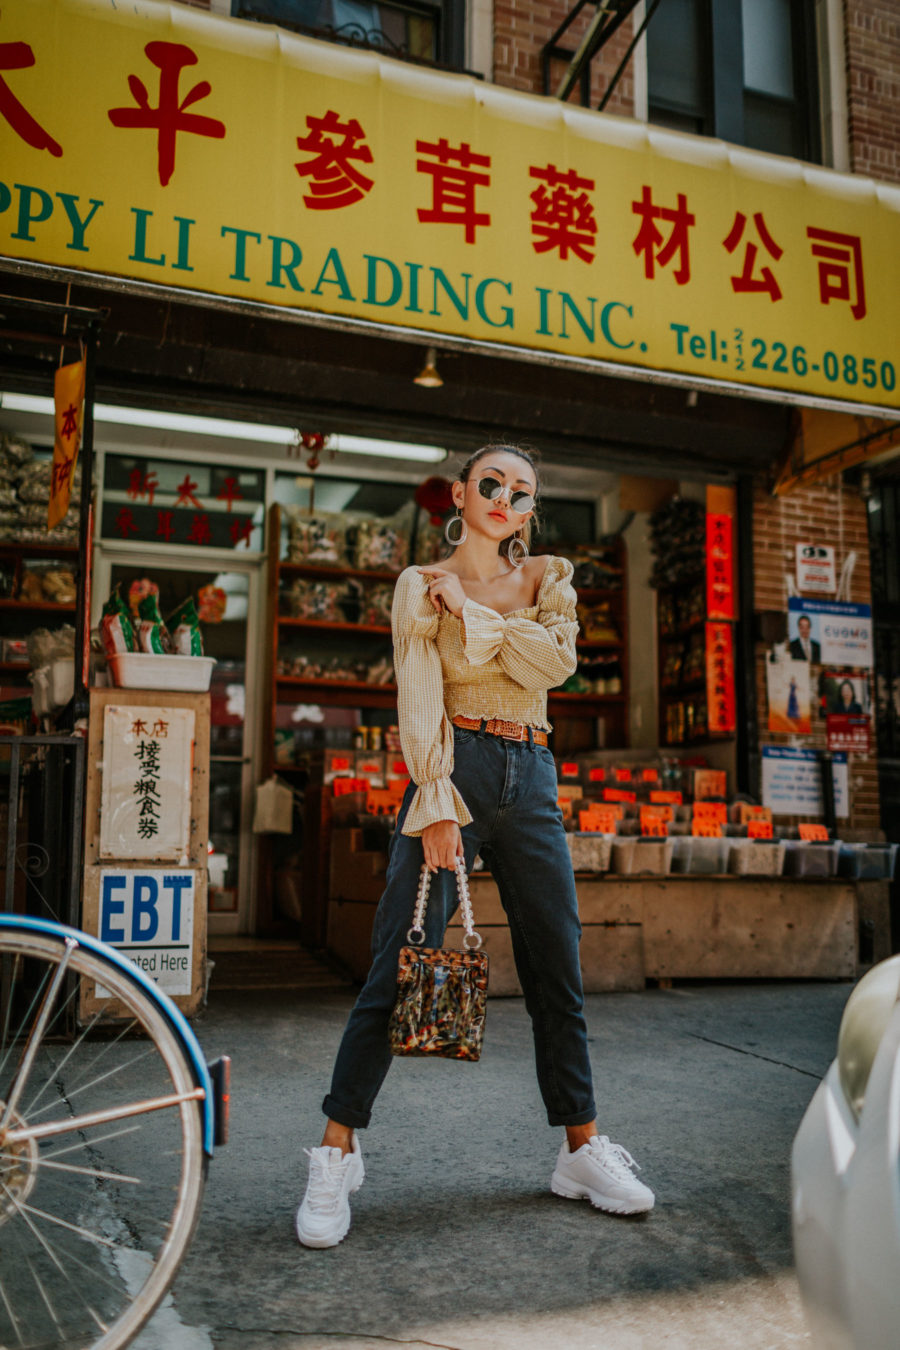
[646,0,821,162]
[272,472,595,552]
[230,0,466,71]
[101,455,266,552]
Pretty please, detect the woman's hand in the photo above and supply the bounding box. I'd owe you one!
[421,820,464,872]
[418,566,467,618]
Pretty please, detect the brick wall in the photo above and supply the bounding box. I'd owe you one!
[752,475,880,831]
[493,0,636,115]
[845,1,900,184]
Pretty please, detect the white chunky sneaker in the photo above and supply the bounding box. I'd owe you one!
[551,1134,655,1215]
[296,1135,365,1248]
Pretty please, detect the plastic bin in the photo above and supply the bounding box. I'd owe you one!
[728,840,785,876]
[688,836,731,874]
[108,652,216,691]
[567,833,613,873]
[628,838,673,876]
[836,843,899,881]
[780,841,839,878]
[669,836,693,874]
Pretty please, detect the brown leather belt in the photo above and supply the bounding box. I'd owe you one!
[452,714,549,747]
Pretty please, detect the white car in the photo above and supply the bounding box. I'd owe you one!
[792,955,900,1348]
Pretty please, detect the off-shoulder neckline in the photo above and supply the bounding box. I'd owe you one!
[437,554,568,619]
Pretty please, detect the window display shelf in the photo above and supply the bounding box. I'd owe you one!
[0,599,76,613]
[277,617,392,635]
[277,561,401,583]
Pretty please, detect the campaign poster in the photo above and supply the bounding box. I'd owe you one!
[788,598,873,668]
[766,658,811,734]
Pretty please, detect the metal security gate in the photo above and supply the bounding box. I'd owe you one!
[1,735,85,927]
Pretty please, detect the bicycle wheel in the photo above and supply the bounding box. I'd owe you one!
[0,927,207,1350]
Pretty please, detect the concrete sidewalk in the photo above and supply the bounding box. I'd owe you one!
[145,978,852,1350]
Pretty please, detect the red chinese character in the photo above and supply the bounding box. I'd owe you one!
[216,476,243,512]
[722,211,783,301]
[294,110,374,210]
[50,456,75,496]
[131,718,149,736]
[229,516,253,548]
[187,512,211,545]
[127,468,159,506]
[631,185,695,285]
[114,507,139,538]
[416,138,491,244]
[152,719,169,737]
[807,227,866,320]
[0,41,62,157]
[528,164,597,264]
[155,509,176,542]
[174,474,202,509]
[59,403,79,440]
[108,42,226,188]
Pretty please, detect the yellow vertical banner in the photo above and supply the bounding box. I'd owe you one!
[48,358,85,530]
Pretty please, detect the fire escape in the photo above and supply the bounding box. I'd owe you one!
[542,0,662,108]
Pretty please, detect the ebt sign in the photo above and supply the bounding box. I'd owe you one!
[99,869,196,995]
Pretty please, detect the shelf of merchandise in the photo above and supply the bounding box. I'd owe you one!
[655,565,736,747]
[277,617,392,636]
[0,599,76,614]
[261,510,631,938]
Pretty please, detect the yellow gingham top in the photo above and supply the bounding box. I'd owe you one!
[391,556,579,836]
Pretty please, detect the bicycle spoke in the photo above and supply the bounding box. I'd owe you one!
[0,1274,25,1347]
[0,1151,142,1185]
[42,1123,142,1161]
[0,1180,111,1328]
[26,1017,141,1118]
[27,1257,62,1340]
[16,1199,117,1249]
[27,1046,157,1123]
[7,1086,204,1144]
[0,961,52,1085]
[1,940,76,1129]
[22,1007,105,1118]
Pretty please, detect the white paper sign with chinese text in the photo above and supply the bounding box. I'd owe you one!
[796,544,836,594]
[100,706,195,860]
[97,868,196,996]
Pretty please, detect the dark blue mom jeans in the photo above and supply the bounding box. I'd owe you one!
[322,725,597,1130]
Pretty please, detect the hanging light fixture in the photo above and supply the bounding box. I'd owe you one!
[413,347,443,388]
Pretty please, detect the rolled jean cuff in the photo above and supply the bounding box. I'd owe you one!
[546,1102,597,1128]
[322,1094,371,1130]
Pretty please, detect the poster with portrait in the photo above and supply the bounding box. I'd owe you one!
[821,671,871,752]
[787,598,873,668]
[766,658,811,734]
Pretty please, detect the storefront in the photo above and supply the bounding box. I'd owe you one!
[2,0,899,983]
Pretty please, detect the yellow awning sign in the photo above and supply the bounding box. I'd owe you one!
[2,0,900,412]
[48,358,84,529]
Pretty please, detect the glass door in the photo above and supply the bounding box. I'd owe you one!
[94,550,263,935]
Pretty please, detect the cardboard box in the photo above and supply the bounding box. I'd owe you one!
[329,827,388,903]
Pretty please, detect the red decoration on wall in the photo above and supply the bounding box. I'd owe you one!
[706,512,735,620]
[705,621,736,734]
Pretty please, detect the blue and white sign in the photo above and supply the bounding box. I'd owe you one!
[761,747,849,819]
[98,868,196,995]
[788,598,873,669]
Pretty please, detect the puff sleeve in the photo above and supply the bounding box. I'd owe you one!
[460,556,579,691]
[391,568,473,837]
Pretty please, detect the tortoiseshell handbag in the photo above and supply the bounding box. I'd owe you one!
[388,859,489,1061]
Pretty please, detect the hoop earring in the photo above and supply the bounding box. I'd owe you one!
[444,510,467,546]
[507,533,529,568]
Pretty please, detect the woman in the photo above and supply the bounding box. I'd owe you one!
[834,679,863,715]
[297,443,654,1249]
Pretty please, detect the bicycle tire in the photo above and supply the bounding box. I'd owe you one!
[0,926,207,1350]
